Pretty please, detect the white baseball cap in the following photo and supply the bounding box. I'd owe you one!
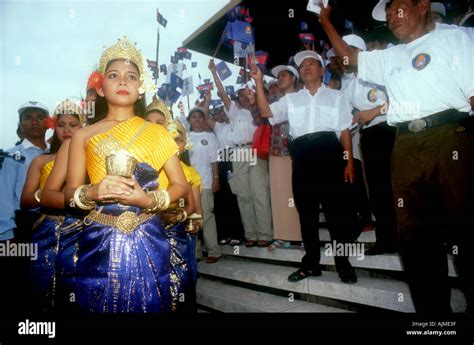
[271,65,300,81]
[326,48,336,59]
[293,50,325,68]
[18,101,49,118]
[372,0,390,21]
[343,34,367,51]
[431,2,446,17]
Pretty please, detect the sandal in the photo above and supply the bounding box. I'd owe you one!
[267,240,286,252]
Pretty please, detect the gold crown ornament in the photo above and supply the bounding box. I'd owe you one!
[167,119,193,151]
[145,98,172,123]
[53,98,86,126]
[105,148,138,178]
[97,36,157,95]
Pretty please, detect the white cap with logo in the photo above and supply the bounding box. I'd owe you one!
[343,34,367,51]
[18,101,49,118]
[271,65,300,81]
[293,50,325,68]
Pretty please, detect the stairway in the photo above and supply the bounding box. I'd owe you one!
[196,228,466,313]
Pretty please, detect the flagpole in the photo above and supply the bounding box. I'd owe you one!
[155,9,160,86]
[187,95,190,110]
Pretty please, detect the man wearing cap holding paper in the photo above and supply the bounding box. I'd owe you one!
[209,59,273,248]
[340,34,397,255]
[251,51,358,284]
[319,0,474,314]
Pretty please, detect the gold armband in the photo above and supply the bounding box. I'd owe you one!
[73,184,96,210]
[144,189,170,213]
[34,189,42,203]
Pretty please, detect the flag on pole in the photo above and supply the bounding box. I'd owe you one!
[160,64,167,75]
[156,10,168,27]
[300,21,308,31]
[299,33,315,44]
[169,73,184,90]
[147,59,158,79]
[168,88,181,104]
[182,76,194,97]
[216,61,232,81]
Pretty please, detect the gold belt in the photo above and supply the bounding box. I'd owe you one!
[84,210,154,235]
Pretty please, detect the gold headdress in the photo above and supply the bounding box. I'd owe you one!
[53,98,86,126]
[167,119,193,151]
[97,36,157,95]
[145,98,172,123]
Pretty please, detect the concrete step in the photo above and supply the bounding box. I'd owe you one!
[321,228,375,243]
[197,257,466,313]
[218,245,458,277]
[196,277,350,313]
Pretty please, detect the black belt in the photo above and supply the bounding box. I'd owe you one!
[233,142,252,148]
[397,109,469,135]
[293,131,336,144]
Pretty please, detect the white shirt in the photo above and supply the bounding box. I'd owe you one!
[358,28,474,125]
[213,121,234,149]
[224,101,257,144]
[188,131,218,190]
[269,84,353,139]
[344,77,388,129]
[341,72,356,91]
[436,22,474,43]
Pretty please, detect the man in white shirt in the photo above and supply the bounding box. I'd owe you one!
[209,59,273,248]
[187,107,222,263]
[252,50,359,284]
[319,0,474,314]
[340,34,398,255]
[0,101,49,313]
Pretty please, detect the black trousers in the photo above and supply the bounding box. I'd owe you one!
[347,158,373,234]
[291,132,357,272]
[214,159,244,241]
[391,121,474,315]
[360,122,397,249]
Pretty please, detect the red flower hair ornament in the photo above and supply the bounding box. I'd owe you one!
[87,71,104,91]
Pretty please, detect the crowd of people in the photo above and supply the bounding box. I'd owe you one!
[0,0,472,315]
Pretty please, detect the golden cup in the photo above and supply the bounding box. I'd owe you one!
[105,149,138,178]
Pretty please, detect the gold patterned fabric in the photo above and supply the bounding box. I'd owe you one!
[39,159,55,189]
[86,116,179,184]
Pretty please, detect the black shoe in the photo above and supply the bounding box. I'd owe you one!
[288,268,322,282]
[338,268,357,284]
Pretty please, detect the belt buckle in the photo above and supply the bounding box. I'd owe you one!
[116,211,139,234]
[407,119,427,133]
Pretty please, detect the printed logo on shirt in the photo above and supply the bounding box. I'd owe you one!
[367,88,378,103]
[412,53,431,71]
[201,139,208,146]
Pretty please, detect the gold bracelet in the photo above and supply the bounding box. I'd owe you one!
[73,184,96,210]
[145,189,170,213]
[34,189,42,203]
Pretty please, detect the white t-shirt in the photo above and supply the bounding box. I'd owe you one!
[358,28,474,125]
[213,121,235,149]
[224,101,257,144]
[269,84,353,139]
[436,22,474,43]
[344,77,388,129]
[188,131,218,189]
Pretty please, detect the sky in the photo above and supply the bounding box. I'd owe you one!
[0,0,255,148]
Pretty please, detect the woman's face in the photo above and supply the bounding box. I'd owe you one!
[55,114,81,143]
[145,111,167,127]
[99,59,141,107]
[188,111,204,130]
[175,135,186,154]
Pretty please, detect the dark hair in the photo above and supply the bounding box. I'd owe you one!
[89,59,147,124]
[48,113,82,154]
[186,108,205,122]
[179,150,192,166]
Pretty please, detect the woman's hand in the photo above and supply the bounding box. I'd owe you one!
[92,175,152,208]
[86,175,134,202]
